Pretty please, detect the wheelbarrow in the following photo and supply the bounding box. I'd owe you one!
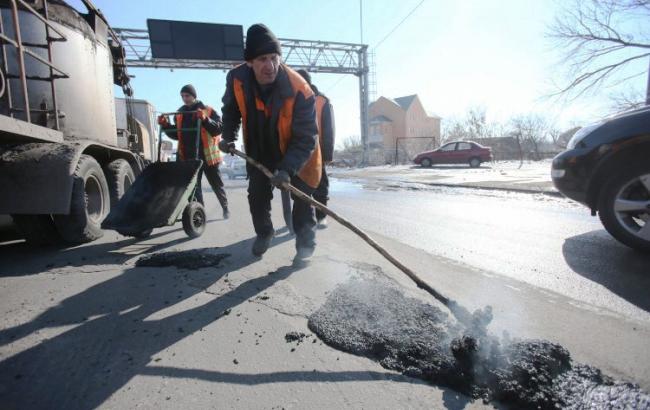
[102,112,207,239]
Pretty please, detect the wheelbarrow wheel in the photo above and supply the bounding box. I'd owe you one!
[182,202,206,238]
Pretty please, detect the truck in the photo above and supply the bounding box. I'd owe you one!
[0,0,153,245]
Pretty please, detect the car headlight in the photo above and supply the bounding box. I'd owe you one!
[567,122,601,149]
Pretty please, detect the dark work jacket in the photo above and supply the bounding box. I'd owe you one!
[163,100,222,161]
[312,85,335,163]
[221,64,319,179]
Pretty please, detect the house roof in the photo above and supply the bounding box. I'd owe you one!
[393,95,418,111]
[370,115,392,123]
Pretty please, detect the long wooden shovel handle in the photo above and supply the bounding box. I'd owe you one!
[231,149,462,314]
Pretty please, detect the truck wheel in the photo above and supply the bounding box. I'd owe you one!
[54,155,110,244]
[105,159,135,209]
[597,162,650,252]
[182,202,206,238]
[11,214,61,246]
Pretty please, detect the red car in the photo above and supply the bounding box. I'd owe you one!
[414,141,492,168]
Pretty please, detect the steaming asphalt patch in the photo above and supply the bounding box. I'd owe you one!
[308,278,650,409]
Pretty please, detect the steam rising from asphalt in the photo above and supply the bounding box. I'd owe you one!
[308,277,650,409]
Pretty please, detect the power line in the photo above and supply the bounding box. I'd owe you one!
[374,0,425,50]
[327,0,425,94]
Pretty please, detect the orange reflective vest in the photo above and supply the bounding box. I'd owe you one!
[175,106,222,166]
[232,66,322,188]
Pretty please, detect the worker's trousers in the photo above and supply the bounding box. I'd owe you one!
[195,163,228,211]
[247,165,316,249]
[313,165,329,221]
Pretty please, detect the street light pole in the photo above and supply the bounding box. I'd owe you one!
[646,56,650,105]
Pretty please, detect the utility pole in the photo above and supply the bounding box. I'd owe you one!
[359,0,369,165]
[360,0,363,44]
[646,56,650,105]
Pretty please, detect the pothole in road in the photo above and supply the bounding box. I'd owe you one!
[135,249,230,270]
[308,277,650,409]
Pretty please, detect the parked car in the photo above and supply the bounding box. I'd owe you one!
[222,157,247,180]
[551,106,650,252]
[414,141,492,168]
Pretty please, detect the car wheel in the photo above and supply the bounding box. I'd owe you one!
[421,158,432,168]
[469,158,481,168]
[597,163,650,252]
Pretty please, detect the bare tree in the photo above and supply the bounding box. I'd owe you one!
[548,0,650,101]
[610,87,647,111]
[510,114,550,162]
[441,118,471,143]
[466,106,493,139]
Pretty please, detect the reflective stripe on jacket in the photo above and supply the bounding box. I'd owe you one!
[175,106,222,166]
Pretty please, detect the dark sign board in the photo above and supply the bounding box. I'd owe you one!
[147,19,244,61]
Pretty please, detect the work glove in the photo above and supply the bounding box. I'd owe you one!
[157,115,169,126]
[270,170,290,190]
[218,139,236,155]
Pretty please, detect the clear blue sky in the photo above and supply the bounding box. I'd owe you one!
[70,0,648,144]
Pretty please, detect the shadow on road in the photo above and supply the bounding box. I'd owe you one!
[0,217,236,277]
[0,233,304,409]
[563,230,650,312]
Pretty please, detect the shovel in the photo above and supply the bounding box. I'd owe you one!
[231,149,486,327]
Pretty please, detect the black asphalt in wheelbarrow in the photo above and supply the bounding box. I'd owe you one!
[101,159,202,236]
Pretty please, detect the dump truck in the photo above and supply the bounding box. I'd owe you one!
[0,0,153,245]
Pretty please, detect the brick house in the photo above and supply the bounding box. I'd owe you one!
[368,94,441,164]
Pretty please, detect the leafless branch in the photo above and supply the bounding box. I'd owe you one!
[548,0,650,99]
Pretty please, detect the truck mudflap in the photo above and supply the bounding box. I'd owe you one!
[0,141,143,215]
[0,142,80,214]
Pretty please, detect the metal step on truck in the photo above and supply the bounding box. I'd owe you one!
[0,0,155,246]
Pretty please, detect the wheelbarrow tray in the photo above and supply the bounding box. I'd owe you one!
[102,160,202,235]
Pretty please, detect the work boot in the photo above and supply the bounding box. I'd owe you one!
[294,234,316,261]
[223,207,230,220]
[294,245,315,261]
[252,232,274,257]
[317,217,328,229]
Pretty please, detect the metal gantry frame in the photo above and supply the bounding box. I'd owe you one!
[114,27,372,163]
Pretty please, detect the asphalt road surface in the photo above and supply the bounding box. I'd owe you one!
[0,177,648,409]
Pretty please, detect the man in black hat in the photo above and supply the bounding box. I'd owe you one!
[219,24,321,260]
[296,69,335,229]
[158,84,229,219]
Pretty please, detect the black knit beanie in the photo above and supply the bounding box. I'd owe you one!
[180,84,196,98]
[244,24,281,60]
[296,69,312,85]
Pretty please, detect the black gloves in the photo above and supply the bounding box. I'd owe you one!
[270,170,290,189]
[218,139,235,155]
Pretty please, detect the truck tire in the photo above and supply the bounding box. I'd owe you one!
[105,159,135,209]
[11,214,61,246]
[54,155,110,244]
[182,202,206,238]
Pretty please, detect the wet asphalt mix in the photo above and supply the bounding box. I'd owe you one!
[308,278,650,409]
